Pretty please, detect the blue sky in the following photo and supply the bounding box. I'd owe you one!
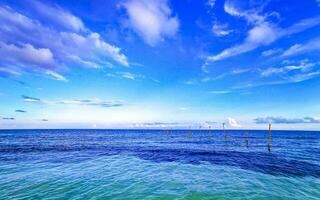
[0,0,320,130]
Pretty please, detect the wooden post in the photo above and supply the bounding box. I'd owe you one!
[208,126,211,138]
[223,123,226,141]
[188,125,192,138]
[268,124,271,152]
[245,131,248,148]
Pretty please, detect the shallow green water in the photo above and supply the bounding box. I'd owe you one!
[1,155,320,199]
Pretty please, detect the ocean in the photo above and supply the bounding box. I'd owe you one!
[0,129,319,199]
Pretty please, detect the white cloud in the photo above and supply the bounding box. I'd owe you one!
[255,116,320,124]
[31,1,85,32]
[119,72,136,80]
[183,79,198,85]
[0,5,129,80]
[209,90,232,94]
[107,71,144,80]
[212,22,233,37]
[22,95,124,108]
[123,0,179,46]
[261,60,316,77]
[262,48,282,56]
[22,95,41,103]
[0,67,22,77]
[206,0,320,63]
[224,0,265,24]
[178,107,191,111]
[281,37,320,57]
[208,22,279,61]
[207,0,216,8]
[227,117,241,127]
[46,70,68,82]
[0,42,54,66]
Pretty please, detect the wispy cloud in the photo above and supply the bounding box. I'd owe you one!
[206,0,320,63]
[107,71,145,80]
[118,72,142,80]
[58,99,123,108]
[260,59,317,77]
[0,3,128,81]
[254,116,320,124]
[207,0,216,8]
[31,1,85,32]
[202,68,251,83]
[15,109,27,113]
[209,90,232,94]
[2,117,15,120]
[22,95,123,108]
[178,107,191,111]
[183,79,198,85]
[46,71,68,82]
[123,0,179,46]
[133,121,219,128]
[212,22,233,37]
[229,59,320,89]
[262,48,282,57]
[280,37,320,57]
[22,95,42,103]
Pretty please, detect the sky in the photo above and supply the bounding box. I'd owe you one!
[0,0,320,130]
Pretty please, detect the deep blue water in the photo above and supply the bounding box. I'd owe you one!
[0,129,319,199]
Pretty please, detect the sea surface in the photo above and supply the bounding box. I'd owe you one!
[0,129,319,199]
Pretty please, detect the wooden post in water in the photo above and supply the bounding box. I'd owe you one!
[223,123,227,141]
[208,126,211,138]
[245,131,248,148]
[268,124,271,152]
[188,125,192,138]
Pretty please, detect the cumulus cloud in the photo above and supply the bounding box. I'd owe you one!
[254,116,320,124]
[0,42,54,66]
[206,0,320,62]
[123,0,179,46]
[227,117,241,127]
[0,4,128,81]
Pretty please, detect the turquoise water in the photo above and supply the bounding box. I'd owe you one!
[0,129,320,199]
